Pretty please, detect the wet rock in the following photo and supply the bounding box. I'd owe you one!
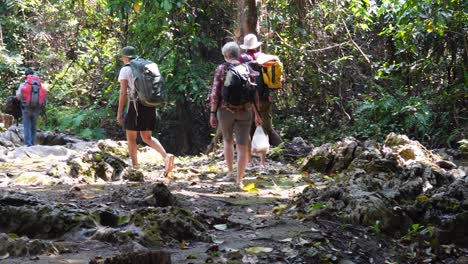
[153,183,177,207]
[0,190,95,238]
[89,250,171,264]
[0,233,60,257]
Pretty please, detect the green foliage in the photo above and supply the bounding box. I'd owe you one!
[45,106,109,139]
[459,139,468,156]
[352,94,432,141]
[0,0,465,150]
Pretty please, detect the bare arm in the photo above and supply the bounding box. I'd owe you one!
[117,80,128,125]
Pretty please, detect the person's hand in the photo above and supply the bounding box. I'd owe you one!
[255,115,262,127]
[210,113,218,128]
[117,114,123,126]
[41,114,47,124]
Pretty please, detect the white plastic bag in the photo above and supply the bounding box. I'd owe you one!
[251,126,270,155]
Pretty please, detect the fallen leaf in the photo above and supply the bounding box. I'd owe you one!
[212,238,224,244]
[180,240,189,249]
[214,224,228,231]
[272,205,286,216]
[245,246,273,254]
[242,182,256,191]
[248,188,259,194]
[416,195,429,202]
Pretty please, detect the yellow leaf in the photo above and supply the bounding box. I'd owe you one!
[248,188,259,194]
[180,240,188,249]
[245,246,273,254]
[416,195,429,202]
[242,182,255,191]
[272,205,286,216]
[133,2,142,12]
[296,212,305,220]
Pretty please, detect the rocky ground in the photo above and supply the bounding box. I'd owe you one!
[0,125,467,264]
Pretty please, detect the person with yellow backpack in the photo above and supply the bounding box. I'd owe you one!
[239,34,283,170]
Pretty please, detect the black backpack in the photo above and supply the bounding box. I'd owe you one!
[241,54,270,99]
[3,96,21,124]
[221,62,256,106]
[129,58,166,107]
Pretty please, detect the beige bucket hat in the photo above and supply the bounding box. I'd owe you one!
[240,34,262,50]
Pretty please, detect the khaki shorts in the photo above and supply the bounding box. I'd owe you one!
[217,107,252,145]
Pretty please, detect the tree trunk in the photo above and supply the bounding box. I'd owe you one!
[237,0,258,40]
[175,97,193,154]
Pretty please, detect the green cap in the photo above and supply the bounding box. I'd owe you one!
[121,46,138,59]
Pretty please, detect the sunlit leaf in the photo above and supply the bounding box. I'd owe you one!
[214,224,227,231]
[242,182,255,191]
[245,246,273,254]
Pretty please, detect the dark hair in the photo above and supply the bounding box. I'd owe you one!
[24,68,34,76]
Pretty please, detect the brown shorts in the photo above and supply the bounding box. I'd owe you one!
[217,107,252,145]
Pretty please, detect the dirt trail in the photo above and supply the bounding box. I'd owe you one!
[2,139,467,264]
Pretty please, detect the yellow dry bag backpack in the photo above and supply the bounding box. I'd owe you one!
[257,54,283,89]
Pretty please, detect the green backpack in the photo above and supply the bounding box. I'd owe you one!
[129,58,166,107]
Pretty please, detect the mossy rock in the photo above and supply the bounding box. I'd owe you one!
[97,139,129,157]
[384,133,412,148]
[130,207,208,247]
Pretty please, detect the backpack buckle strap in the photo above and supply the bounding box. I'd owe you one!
[222,102,252,113]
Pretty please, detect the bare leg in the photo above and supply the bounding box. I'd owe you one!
[236,144,248,185]
[140,130,167,159]
[223,139,234,176]
[126,130,139,166]
[259,152,266,169]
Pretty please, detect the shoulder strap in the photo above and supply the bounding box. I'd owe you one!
[241,54,251,63]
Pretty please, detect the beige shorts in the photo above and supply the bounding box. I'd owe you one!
[217,107,252,145]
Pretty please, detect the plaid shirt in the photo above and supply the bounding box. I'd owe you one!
[209,60,240,107]
[209,64,225,107]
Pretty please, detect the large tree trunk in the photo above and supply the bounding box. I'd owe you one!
[237,0,258,40]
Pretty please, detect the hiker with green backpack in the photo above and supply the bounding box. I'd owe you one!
[209,41,262,189]
[116,46,174,176]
